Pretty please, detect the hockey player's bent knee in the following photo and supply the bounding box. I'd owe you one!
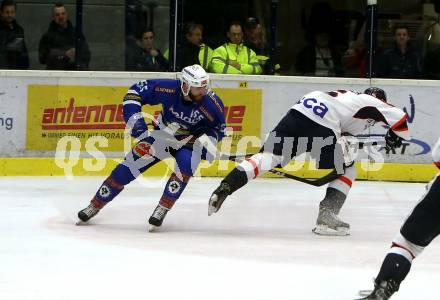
[112,141,158,185]
[400,182,440,247]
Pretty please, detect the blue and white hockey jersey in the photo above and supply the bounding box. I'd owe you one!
[122,79,226,143]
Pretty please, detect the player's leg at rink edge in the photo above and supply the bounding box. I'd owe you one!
[311,139,356,236]
[147,147,199,232]
[312,164,356,236]
[357,175,440,300]
[77,139,161,224]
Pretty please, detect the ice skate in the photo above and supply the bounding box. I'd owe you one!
[148,204,169,232]
[208,181,231,216]
[312,207,350,236]
[77,199,104,225]
[356,279,399,300]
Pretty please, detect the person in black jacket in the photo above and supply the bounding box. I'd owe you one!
[39,2,90,70]
[376,24,422,79]
[126,29,169,71]
[0,0,29,69]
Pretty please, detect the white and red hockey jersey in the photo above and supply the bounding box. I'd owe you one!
[292,89,410,140]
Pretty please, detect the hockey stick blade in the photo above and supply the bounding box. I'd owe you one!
[268,168,339,187]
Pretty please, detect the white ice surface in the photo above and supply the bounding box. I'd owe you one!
[0,176,439,300]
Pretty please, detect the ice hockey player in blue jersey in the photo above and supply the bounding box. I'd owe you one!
[77,64,226,231]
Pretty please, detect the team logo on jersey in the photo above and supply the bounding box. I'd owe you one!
[169,106,204,124]
[298,98,328,118]
[99,184,111,198]
[133,141,155,158]
[168,180,181,194]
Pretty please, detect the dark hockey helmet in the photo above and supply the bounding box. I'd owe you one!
[364,87,387,102]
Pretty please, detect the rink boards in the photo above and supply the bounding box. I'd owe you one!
[0,155,437,182]
[0,70,439,181]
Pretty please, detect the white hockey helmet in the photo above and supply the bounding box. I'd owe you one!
[180,64,210,96]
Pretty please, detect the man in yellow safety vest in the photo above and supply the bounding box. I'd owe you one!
[211,21,262,75]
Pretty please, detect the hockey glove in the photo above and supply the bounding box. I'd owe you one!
[131,123,148,139]
[127,112,149,139]
[385,130,403,151]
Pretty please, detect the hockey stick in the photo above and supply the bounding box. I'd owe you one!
[266,168,339,187]
[220,139,386,187]
[144,128,384,186]
[219,153,339,187]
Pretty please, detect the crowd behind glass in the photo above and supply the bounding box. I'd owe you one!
[1,0,440,79]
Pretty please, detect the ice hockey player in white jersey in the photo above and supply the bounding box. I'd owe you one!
[209,87,410,236]
[356,138,440,299]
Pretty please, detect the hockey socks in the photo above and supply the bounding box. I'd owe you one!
[94,176,124,204]
[78,176,125,222]
[374,253,411,287]
[374,233,425,288]
[160,172,191,208]
[148,172,191,230]
[361,247,413,299]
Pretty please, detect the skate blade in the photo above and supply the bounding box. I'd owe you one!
[148,225,158,232]
[312,225,350,236]
[358,289,373,296]
[75,220,88,226]
[208,195,218,216]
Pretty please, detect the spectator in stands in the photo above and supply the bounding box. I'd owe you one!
[164,22,213,71]
[0,0,29,69]
[126,29,169,72]
[39,2,90,70]
[376,24,422,79]
[295,30,343,77]
[243,16,279,75]
[211,21,262,74]
[184,22,213,71]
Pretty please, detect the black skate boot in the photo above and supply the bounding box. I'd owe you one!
[208,181,231,216]
[357,279,399,300]
[77,198,106,224]
[148,204,170,232]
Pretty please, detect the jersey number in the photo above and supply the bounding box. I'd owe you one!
[298,98,328,118]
